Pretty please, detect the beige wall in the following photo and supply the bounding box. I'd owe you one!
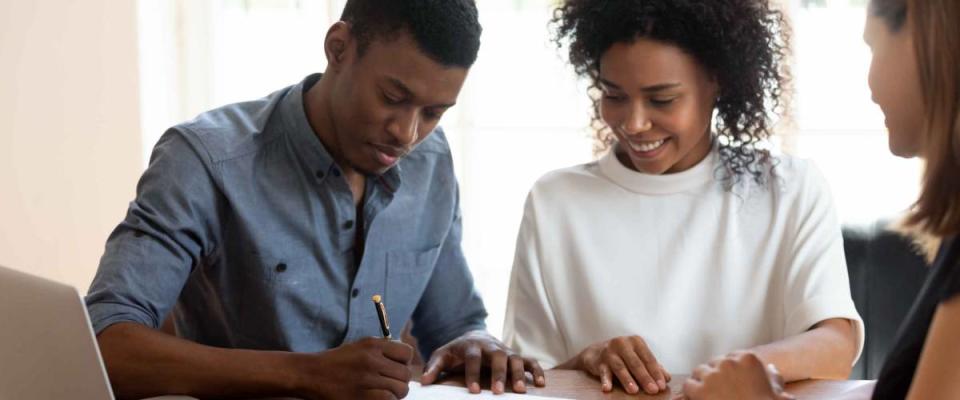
[0,0,142,291]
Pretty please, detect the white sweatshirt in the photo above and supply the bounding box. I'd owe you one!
[503,148,864,373]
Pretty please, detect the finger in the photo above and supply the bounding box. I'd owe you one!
[599,363,613,392]
[420,351,454,385]
[524,358,546,387]
[682,377,703,399]
[489,350,508,394]
[622,350,659,394]
[632,338,667,391]
[509,355,527,393]
[464,345,483,394]
[606,354,640,394]
[664,369,673,382]
[656,365,670,390]
[363,375,409,399]
[377,357,413,383]
[381,341,415,364]
[691,364,712,381]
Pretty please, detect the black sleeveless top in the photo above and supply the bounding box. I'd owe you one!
[873,237,960,399]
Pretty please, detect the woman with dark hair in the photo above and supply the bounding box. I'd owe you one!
[502,0,863,396]
[676,0,960,398]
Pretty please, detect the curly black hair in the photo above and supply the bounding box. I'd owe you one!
[341,0,482,68]
[551,0,791,186]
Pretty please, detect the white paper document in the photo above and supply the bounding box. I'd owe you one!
[406,382,571,399]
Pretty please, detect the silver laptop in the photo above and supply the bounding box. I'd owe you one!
[0,265,115,400]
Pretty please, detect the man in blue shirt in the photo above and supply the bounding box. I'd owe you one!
[85,1,545,398]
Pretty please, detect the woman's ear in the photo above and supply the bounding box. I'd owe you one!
[703,73,721,107]
[324,21,352,73]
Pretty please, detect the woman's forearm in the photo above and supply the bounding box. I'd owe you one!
[748,318,857,382]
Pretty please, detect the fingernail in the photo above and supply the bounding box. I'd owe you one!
[515,380,526,392]
[536,376,545,385]
[647,382,660,393]
[470,383,480,393]
[659,379,667,389]
[628,382,638,393]
[493,381,504,393]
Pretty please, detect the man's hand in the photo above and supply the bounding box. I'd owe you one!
[675,352,794,400]
[419,330,545,394]
[566,335,671,395]
[292,337,414,400]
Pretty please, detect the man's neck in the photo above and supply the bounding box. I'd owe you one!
[303,74,365,186]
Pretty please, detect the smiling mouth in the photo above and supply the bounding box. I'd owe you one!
[625,138,669,153]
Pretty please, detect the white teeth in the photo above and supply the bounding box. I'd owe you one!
[628,139,666,153]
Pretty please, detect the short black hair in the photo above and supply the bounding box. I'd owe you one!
[552,0,791,187]
[340,0,482,68]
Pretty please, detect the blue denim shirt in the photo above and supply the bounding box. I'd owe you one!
[85,74,487,358]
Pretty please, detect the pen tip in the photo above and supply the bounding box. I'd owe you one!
[372,294,381,303]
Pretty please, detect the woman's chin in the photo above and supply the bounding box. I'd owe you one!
[888,138,922,159]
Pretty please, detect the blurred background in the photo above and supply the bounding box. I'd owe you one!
[0,0,921,339]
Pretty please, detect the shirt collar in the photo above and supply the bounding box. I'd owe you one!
[279,73,336,179]
[598,139,718,195]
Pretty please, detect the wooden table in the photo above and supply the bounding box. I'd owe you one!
[435,369,876,400]
[147,370,876,399]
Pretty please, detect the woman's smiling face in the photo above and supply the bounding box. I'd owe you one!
[598,38,719,174]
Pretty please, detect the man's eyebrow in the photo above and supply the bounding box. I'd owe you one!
[387,77,414,98]
[388,77,457,108]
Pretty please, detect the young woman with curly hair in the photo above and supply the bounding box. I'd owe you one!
[502,0,863,395]
[675,0,960,398]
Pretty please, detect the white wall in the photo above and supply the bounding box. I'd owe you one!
[0,0,142,291]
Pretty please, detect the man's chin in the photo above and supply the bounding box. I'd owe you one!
[351,160,394,176]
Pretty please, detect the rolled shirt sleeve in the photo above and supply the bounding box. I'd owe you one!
[85,129,221,335]
[410,181,488,360]
[782,163,865,364]
[502,192,568,369]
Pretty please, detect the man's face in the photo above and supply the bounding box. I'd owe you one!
[328,30,469,175]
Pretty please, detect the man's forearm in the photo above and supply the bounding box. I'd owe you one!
[748,318,857,382]
[97,322,301,399]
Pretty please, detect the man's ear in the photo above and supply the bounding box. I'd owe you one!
[324,21,353,72]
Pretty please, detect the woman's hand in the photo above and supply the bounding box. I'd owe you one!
[676,352,794,400]
[566,335,670,395]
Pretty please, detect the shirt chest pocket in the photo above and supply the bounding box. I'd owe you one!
[234,251,336,347]
[385,245,442,325]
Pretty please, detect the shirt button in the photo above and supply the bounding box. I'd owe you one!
[344,220,354,230]
[332,169,341,177]
[316,170,325,179]
[351,288,359,298]
[275,263,287,273]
